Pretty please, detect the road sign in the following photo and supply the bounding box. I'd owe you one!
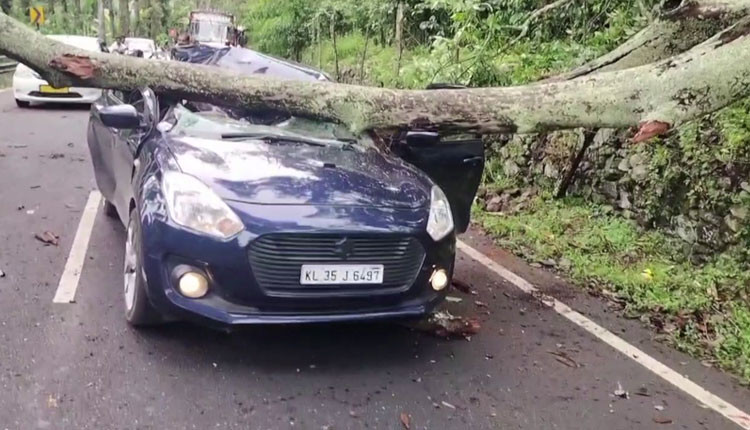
[30,6,44,26]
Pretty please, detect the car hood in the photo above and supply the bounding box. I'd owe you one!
[165,135,431,208]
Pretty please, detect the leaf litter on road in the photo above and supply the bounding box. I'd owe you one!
[653,417,673,424]
[547,350,579,368]
[613,381,629,399]
[34,231,59,246]
[407,310,481,340]
[399,411,411,429]
[451,278,472,294]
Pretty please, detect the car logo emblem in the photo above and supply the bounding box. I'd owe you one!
[334,237,354,260]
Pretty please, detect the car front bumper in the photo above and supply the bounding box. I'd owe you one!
[139,202,454,327]
[13,75,102,104]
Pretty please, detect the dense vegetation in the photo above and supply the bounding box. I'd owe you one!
[2,0,748,382]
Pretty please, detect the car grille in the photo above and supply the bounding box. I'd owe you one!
[28,91,83,99]
[249,234,426,297]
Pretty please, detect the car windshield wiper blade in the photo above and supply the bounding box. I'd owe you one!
[221,132,342,147]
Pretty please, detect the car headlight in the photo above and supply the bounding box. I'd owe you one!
[14,64,41,79]
[162,171,244,239]
[427,185,454,241]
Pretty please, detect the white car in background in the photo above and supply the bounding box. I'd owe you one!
[109,37,158,58]
[13,35,103,108]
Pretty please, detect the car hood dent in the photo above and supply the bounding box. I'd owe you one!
[166,135,430,208]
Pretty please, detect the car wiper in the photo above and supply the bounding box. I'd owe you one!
[221,132,338,148]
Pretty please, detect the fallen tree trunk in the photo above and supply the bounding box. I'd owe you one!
[1,9,749,139]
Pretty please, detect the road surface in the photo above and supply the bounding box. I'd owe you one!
[0,90,748,430]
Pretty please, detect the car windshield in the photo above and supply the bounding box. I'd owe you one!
[168,105,373,149]
[191,21,228,44]
[125,38,155,52]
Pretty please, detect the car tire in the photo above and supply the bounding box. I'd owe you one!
[103,199,118,218]
[123,209,162,327]
[15,99,30,108]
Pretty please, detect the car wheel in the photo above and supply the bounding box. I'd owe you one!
[103,199,118,218]
[123,209,162,327]
[15,99,30,108]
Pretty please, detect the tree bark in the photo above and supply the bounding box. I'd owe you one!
[0,0,10,14]
[394,1,404,77]
[71,0,80,32]
[118,0,129,36]
[149,0,162,40]
[97,0,104,41]
[329,13,339,81]
[554,0,750,80]
[1,10,749,140]
[555,129,596,198]
[19,0,30,17]
[106,0,115,39]
[359,24,371,84]
[132,0,140,36]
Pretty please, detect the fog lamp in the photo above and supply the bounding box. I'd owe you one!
[178,271,209,298]
[430,269,449,291]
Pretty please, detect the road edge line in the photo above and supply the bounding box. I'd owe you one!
[53,191,102,304]
[457,239,750,430]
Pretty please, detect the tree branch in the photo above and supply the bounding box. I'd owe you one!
[1,10,749,141]
[511,0,576,44]
[555,0,750,80]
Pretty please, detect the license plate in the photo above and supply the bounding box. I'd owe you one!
[40,85,69,94]
[300,264,384,285]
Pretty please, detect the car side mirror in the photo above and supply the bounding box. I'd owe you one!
[99,104,141,129]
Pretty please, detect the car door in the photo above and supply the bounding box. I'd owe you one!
[395,131,485,233]
[88,90,119,200]
[109,88,158,221]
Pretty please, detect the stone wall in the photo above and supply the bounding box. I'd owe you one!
[480,105,750,257]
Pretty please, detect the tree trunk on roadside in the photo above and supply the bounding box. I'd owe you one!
[97,0,105,41]
[0,0,10,15]
[118,0,128,36]
[159,0,168,31]
[394,1,404,77]
[106,0,115,39]
[317,18,322,70]
[132,0,140,36]
[71,0,80,32]
[19,0,30,17]
[330,13,339,81]
[149,0,162,40]
[2,6,750,140]
[359,25,371,84]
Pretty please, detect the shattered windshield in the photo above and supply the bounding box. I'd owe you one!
[191,21,228,44]
[168,105,372,149]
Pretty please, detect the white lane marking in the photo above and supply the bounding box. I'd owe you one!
[457,239,750,430]
[53,191,102,304]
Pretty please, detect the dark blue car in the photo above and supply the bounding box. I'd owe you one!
[86,47,484,327]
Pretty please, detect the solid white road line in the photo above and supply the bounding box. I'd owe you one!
[53,191,102,304]
[457,240,750,430]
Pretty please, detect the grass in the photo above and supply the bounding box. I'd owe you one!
[474,197,750,383]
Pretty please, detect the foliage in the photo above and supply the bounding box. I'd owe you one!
[475,198,750,382]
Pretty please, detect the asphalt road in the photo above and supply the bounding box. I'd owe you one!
[0,90,748,430]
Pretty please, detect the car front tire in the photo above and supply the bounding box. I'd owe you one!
[15,99,30,108]
[124,209,162,327]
